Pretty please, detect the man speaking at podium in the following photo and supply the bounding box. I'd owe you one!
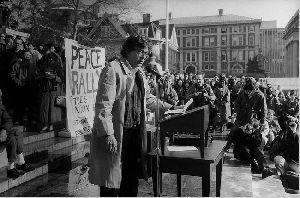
[89,35,181,197]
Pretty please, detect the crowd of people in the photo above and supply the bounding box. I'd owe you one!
[0,33,298,193]
[0,34,66,179]
[147,70,299,191]
[0,33,66,133]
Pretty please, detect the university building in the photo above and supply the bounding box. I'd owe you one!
[283,9,299,78]
[159,9,262,77]
[259,21,286,77]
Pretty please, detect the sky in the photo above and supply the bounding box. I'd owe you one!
[139,0,300,28]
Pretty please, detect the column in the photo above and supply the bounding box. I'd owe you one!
[293,41,298,77]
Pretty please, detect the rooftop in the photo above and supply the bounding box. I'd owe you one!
[159,14,261,27]
[260,21,277,29]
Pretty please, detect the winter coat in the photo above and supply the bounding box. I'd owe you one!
[234,89,267,127]
[89,57,171,188]
[214,85,231,124]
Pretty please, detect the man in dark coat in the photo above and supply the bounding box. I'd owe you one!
[228,77,268,173]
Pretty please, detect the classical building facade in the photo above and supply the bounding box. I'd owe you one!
[259,21,286,77]
[160,9,261,77]
[283,10,299,78]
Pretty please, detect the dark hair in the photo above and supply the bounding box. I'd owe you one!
[244,77,256,91]
[120,34,150,57]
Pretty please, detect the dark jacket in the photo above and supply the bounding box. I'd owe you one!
[0,103,13,131]
[235,89,267,126]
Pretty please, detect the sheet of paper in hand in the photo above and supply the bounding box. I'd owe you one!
[165,98,194,115]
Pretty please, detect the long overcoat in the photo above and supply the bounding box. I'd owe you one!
[88,57,170,188]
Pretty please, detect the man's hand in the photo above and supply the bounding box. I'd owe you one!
[105,135,117,153]
[0,129,7,142]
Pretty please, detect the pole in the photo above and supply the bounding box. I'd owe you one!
[165,0,169,72]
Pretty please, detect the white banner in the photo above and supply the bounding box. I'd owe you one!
[64,38,105,137]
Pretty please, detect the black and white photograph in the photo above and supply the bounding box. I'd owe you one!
[0,0,299,197]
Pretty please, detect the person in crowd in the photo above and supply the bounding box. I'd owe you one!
[37,44,45,56]
[240,75,246,85]
[210,74,219,90]
[0,89,35,179]
[10,51,37,125]
[36,43,63,132]
[0,37,25,113]
[283,91,299,118]
[214,75,231,133]
[88,35,182,197]
[5,35,14,50]
[174,79,185,105]
[269,115,299,191]
[227,77,268,173]
[266,109,281,147]
[265,86,280,113]
[27,43,42,65]
[0,33,6,55]
[158,75,179,106]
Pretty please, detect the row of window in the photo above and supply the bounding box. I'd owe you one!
[185,64,246,72]
[180,35,255,47]
[184,50,256,62]
[177,25,255,35]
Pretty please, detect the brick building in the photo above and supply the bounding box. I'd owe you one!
[283,9,299,77]
[159,9,261,77]
[259,21,286,77]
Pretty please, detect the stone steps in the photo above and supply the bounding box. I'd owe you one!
[0,129,90,194]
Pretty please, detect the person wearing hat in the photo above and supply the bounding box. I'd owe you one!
[283,91,299,118]
[227,77,268,173]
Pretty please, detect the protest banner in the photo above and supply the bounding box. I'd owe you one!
[61,38,105,137]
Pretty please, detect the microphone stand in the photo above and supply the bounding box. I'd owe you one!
[153,74,162,196]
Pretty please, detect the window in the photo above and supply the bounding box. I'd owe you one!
[210,37,215,46]
[186,37,196,47]
[176,29,180,35]
[204,37,209,46]
[232,50,244,61]
[233,26,239,33]
[186,52,197,62]
[210,65,214,70]
[204,36,215,46]
[210,28,217,33]
[192,29,195,34]
[249,25,255,32]
[204,52,209,61]
[232,35,243,46]
[186,29,191,35]
[204,64,209,70]
[100,26,111,37]
[138,28,148,36]
[238,36,243,45]
[221,36,227,45]
[204,28,209,34]
[221,51,227,61]
[249,35,254,45]
[221,27,227,33]
[177,37,180,44]
[249,50,255,60]
[183,30,186,35]
[210,52,215,61]
[196,29,199,34]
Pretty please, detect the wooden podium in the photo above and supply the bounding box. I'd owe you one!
[148,105,228,197]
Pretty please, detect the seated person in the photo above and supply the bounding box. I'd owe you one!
[264,109,281,151]
[269,116,299,190]
[232,117,267,173]
[0,89,35,179]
